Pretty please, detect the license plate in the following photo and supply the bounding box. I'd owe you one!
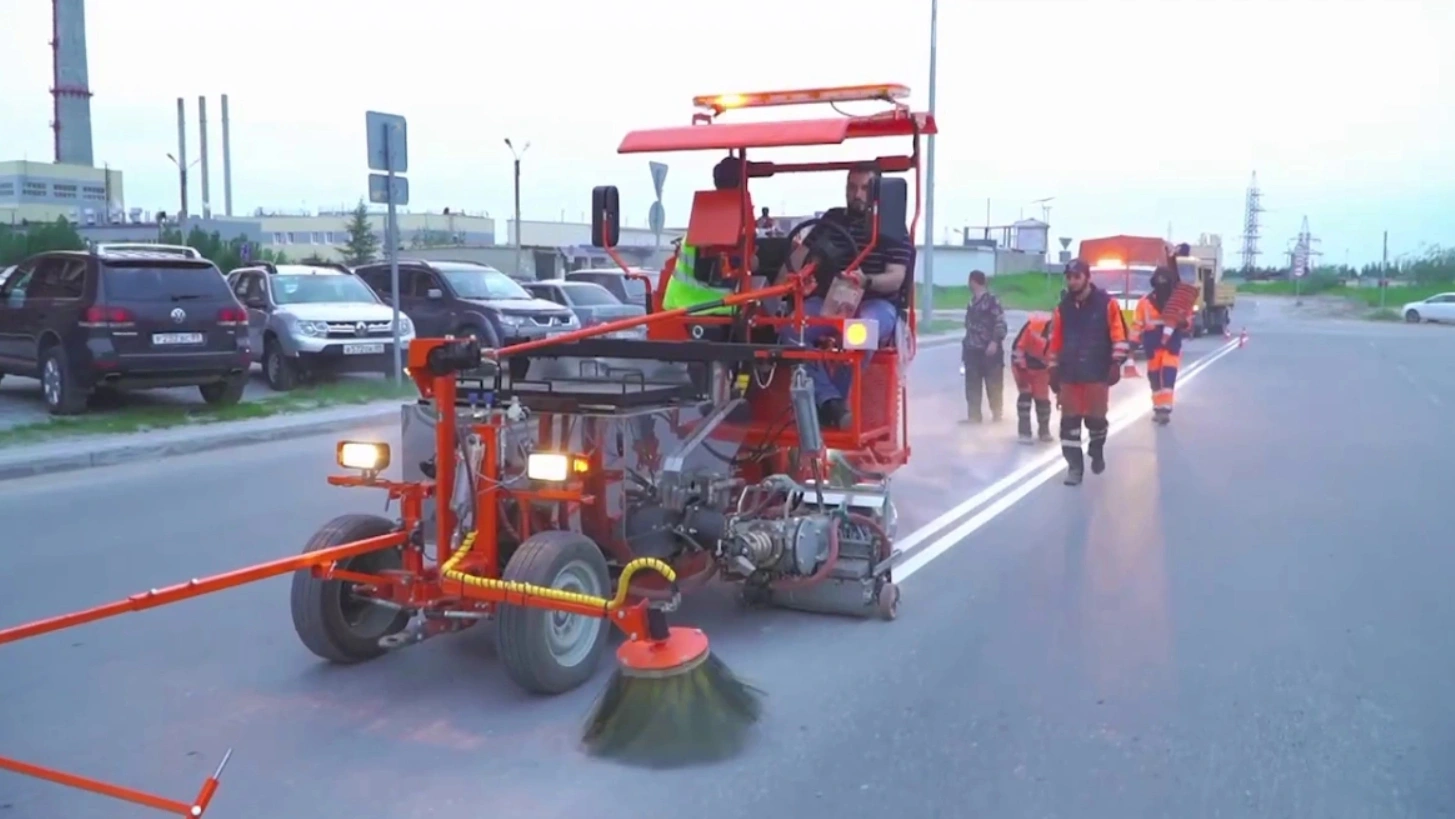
[152,332,204,345]
[342,343,385,355]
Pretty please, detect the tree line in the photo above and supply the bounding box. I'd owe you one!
[0,198,386,271]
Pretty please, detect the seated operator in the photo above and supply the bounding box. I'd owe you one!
[661,155,755,315]
[775,168,912,430]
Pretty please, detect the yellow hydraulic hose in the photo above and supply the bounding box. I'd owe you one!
[440,532,676,614]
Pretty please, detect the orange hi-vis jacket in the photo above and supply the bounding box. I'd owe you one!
[1131,295,1192,338]
[1012,314,1053,370]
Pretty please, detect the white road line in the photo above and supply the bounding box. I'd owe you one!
[894,338,1242,581]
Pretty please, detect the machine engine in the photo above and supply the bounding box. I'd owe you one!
[720,513,835,580]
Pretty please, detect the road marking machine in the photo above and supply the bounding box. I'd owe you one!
[0,82,936,814]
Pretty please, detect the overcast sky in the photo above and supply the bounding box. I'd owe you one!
[2,0,1452,265]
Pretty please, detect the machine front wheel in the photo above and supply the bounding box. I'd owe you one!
[495,530,612,695]
[290,514,410,664]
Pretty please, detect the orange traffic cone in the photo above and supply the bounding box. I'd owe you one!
[1238,328,1248,348]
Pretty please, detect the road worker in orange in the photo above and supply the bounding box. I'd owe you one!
[1048,260,1131,486]
[1132,265,1192,425]
[1010,312,1055,444]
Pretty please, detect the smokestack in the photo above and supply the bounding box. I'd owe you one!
[176,97,189,220]
[198,96,211,220]
[51,0,96,166]
[221,94,233,217]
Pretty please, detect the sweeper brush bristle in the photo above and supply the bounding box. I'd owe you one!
[582,651,764,767]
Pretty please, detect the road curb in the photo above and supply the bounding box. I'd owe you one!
[0,402,402,483]
[0,334,967,484]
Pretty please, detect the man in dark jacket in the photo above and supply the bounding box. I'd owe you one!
[961,270,1008,423]
[1047,260,1131,486]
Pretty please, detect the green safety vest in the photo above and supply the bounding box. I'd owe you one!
[661,244,734,315]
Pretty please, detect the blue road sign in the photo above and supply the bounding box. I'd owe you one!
[365,111,409,174]
[368,174,410,206]
[648,201,665,235]
[649,161,668,200]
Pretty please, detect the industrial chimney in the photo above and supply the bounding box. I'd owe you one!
[51,0,96,166]
[175,97,189,220]
[221,94,233,217]
[198,96,211,219]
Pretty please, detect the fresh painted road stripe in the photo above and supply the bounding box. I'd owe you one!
[894,337,1242,581]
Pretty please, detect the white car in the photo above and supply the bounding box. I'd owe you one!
[226,263,415,390]
[1401,292,1455,324]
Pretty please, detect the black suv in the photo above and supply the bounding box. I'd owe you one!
[0,245,252,415]
[354,259,578,378]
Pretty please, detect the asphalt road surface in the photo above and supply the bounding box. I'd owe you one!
[4,305,1450,818]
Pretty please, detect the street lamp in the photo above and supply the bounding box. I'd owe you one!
[165,152,199,221]
[921,0,939,321]
[504,138,530,278]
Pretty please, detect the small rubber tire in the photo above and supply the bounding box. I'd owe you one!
[199,374,247,406]
[290,514,409,664]
[876,580,900,621]
[40,344,87,416]
[263,338,299,391]
[495,530,612,695]
[1405,310,1421,323]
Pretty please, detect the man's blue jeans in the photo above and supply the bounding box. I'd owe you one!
[780,295,899,405]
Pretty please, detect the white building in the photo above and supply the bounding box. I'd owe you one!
[0,160,126,226]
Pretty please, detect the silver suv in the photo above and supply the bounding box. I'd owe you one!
[226,262,415,390]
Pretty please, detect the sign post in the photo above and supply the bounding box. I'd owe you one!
[649,161,668,249]
[366,111,409,385]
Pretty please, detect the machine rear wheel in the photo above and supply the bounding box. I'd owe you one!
[496,530,611,695]
[290,514,409,664]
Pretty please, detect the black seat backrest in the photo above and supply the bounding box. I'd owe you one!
[754,237,794,274]
[875,176,910,245]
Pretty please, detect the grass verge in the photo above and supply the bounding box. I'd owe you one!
[0,378,414,448]
[1239,279,1449,311]
[923,318,961,335]
[929,272,1064,312]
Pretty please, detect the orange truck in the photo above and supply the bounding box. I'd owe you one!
[1077,235,1172,334]
[1077,234,1235,342]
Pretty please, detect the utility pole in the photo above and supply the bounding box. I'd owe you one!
[920,0,939,319]
[1381,229,1389,310]
[505,138,530,278]
[165,152,197,225]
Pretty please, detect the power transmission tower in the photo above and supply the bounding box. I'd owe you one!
[1238,171,1264,274]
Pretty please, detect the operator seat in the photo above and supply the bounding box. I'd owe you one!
[873,176,912,350]
[682,187,754,342]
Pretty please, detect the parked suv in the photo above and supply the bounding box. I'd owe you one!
[354,260,577,379]
[226,262,415,391]
[0,245,251,415]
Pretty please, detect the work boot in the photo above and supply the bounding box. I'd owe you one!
[1035,400,1054,443]
[1062,447,1084,486]
[1153,407,1172,426]
[819,399,852,430]
[1017,409,1034,444]
[1037,424,1054,443]
[1087,439,1106,475]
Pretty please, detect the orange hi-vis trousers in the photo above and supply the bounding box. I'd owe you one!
[1139,327,1183,412]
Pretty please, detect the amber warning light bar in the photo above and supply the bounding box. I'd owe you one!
[693,84,911,113]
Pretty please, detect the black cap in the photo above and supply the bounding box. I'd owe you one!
[1064,259,1090,277]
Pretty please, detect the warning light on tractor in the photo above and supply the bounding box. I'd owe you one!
[526,452,589,482]
[1092,257,1124,270]
[337,441,390,473]
[693,84,911,113]
[841,318,879,350]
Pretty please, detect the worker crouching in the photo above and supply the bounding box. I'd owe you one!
[1011,312,1055,444]
[1048,260,1130,486]
[1133,266,1190,425]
